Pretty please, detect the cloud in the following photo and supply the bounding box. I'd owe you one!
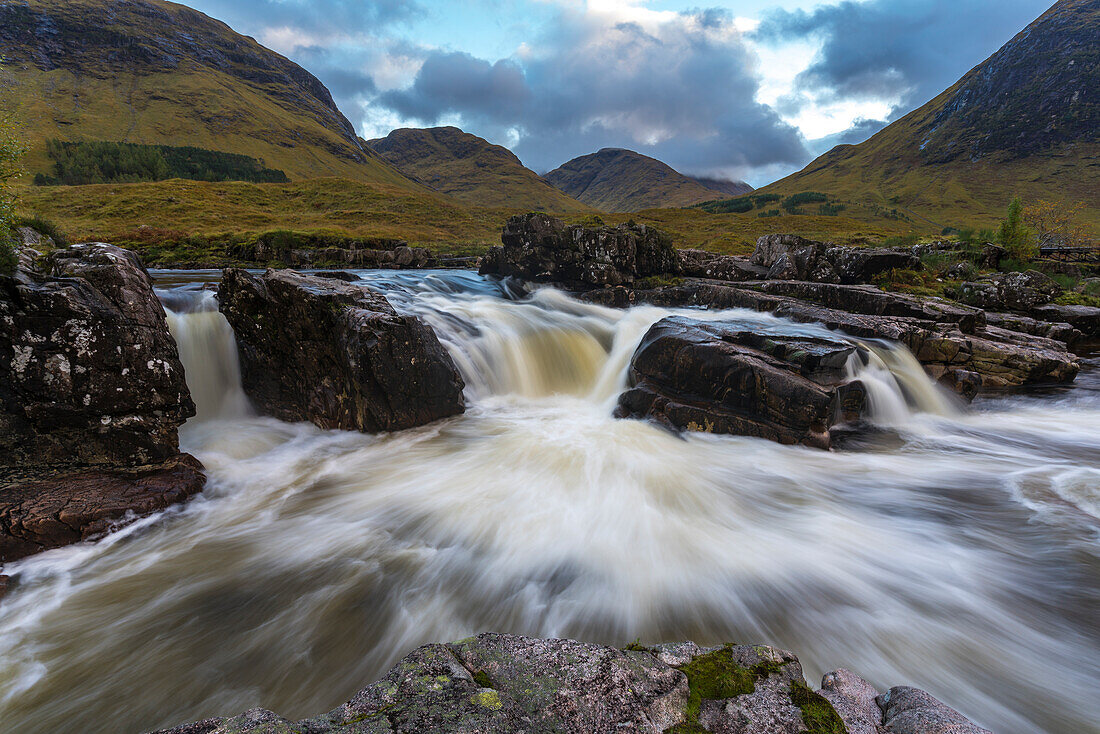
[377,7,808,180]
[805,117,889,157]
[754,0,1052,120]
[188,0,422,37]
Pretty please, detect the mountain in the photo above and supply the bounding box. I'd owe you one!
[366,127,589,212]
[0,0,415,187]
[545,148,753,212]
[762,0,1100,231]
[689,176,754,198]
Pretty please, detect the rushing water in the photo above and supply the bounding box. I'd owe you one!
[1,270,1098,734]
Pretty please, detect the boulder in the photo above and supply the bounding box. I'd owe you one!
[218,269,465,433]
[1,243,203,560]
[479,213,678,289]
[616,316,865,448]
[1,244,196,470]
[985,312,1082,348]
[878,686,993,734]
[0,454,205,562]
[828,246,921,284]
[954,270,1062,312]
[677,249,768,281]
[151,634,994,734]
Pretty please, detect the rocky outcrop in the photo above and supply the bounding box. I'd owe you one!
[1031,304,1100,339]
[218,269,465,433]
[616,317,865,449]
[587,281,1079,391]
[1,243,204,562]
[1,454,205,562]
[953,270,1063,312]
[749,235,920,285]
[678,249,768,281]
[479,213,678,289]
[231,236,433,270]
[152,633,992,734]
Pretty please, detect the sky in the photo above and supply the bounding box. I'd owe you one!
[184,0,1056,187]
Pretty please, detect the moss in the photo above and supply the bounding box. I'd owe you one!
[1055,291,1100,307]
[470,689,503,710]
[624,641,650,652]
[472,670,492,688]
[664,646,785,734]
[788,681,848,734]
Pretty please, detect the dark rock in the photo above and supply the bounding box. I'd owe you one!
[985,312,1082,348]
[0,454,205,563]
[622,282,1078,390]
[828,246,921,284]
[218,269,465,433]
[1,244,196,471]
[1032,304,1100,338]
[954,270,1063,312]
[480,213,678,289]
[878,686,992,734]
[937,369,983,400]
[751,234,827,269]
[616,316,864,448]
[311,270,360,282]
[677,249,768,281]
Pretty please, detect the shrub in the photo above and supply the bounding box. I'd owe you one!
[782,192,827,212]
[758,209,780,218]
[997,197,1037,261]
[0,108,24,275]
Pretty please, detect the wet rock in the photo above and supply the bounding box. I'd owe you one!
[1031,304,1100,339]
[311,270,360,282]
[985,312,1082,349]
[218,268,465,433]
[878,686,993,734]
[954,270,1062,312]
[480,213,678,289]
[616,316,865,448]
[1,243,196,471]
[0,454,205,563]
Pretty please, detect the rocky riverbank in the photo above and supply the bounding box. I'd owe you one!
[152,633,992,734]
[1,244,205,564]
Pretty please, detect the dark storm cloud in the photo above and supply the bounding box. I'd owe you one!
[378,8,808,178]
[754,0,1053,118]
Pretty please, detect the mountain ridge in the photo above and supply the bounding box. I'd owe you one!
[366,127,590,212]
[546,148,753,212]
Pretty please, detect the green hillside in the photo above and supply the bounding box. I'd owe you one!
[0,0,416,188]
[367,127,591,212]
[760,0,1100,234]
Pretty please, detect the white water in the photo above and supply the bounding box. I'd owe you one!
[0,270,1097,734]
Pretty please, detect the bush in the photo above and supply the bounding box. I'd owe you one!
[997,197,1037,261]
[758,209,780,218]
[782,192,827,213]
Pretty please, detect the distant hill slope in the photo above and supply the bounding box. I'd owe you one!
[366,127,590,212]
[0,0,415,187]
[545,148,753,212]
[761,0,1100,231]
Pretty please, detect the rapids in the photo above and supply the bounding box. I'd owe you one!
[0,269,1097,734]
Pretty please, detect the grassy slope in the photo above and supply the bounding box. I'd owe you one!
[366,127,591,212]
[759,0,1100,235]
[546,149,753,212]
[1,0,414,188]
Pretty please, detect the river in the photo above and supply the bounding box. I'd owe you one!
[0,269,1097,733]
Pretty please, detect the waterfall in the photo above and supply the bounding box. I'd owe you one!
[845,341,960,424]
[161,290,251,421]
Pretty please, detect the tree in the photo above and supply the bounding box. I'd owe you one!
[0,110,26,275]
[1023,198,1091,248]
[997,197,1037,261]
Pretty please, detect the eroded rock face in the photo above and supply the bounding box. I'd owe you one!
[749,235,919,285]
[480,213,679,289]
[1,244,203,562]
[1,244,196,470]
[0,454,205,562]
[616,316,865,448]
[218,268,465,433]
[151,634,995,734]
[954,270,1063,312]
